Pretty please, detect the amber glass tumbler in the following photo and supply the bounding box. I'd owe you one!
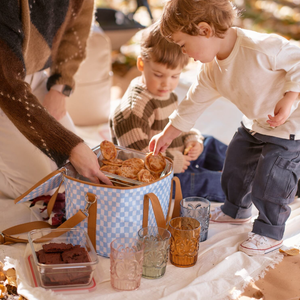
[169,217,201,268]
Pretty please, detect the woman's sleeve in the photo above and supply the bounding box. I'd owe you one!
[0,5,83,167]
[47,0,95,90]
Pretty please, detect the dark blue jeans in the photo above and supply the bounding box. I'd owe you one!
[221,125,300,240]
[175,136,228,202]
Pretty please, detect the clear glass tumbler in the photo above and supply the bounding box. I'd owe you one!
[180,197,210,242]
[110,237,145,291]
[138,226,171,279]
[168,217,201,268]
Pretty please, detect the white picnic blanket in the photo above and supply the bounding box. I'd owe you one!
[1,68,300,300]
[1,197,300,300]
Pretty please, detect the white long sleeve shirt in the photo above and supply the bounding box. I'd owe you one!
[170,27,300,140]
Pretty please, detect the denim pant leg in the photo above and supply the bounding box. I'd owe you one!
[200,135,228,171]
[221,126,263,219]
[250,134,300,240]
[175,167,226,202]
[175,136,227,202]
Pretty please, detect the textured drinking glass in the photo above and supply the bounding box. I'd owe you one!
[110,237,145,291]
[169,217,201,268]
[138,227,171,279]
[180,197,210,242]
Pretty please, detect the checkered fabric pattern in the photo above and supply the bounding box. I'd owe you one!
[65,173,174,257]
[17,172,63,203]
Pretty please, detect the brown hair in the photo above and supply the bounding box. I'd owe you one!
[160,0,238,40]
[140,20,189,69]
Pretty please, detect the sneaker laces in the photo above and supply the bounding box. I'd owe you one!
[246,233,273,246]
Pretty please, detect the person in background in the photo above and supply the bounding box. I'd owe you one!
[110,21,227,202]
[0,0,112,199]
[149,0,300,255]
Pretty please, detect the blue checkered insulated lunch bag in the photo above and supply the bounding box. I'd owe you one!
[15,147,178,257]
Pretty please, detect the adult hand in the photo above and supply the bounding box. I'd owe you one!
[181,155,192,173]
[149,123,182,154]
[267,91,299,127]
[185,141,203,161]
[43,89,67,121]
[69,142,113,185]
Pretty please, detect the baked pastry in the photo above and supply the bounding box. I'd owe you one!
[184,145,193,155]
[100,140,117,161]
[116,166,139,180]
[102,158,123,166]
[100,165,120,174]
[145,152,166,174]
[122,158,144,171]
[137,169,156,183]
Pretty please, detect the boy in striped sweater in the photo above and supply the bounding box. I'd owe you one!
[109,21,227,202]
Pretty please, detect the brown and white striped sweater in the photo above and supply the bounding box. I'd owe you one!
[0,0,94,167]
[110,77,203,173]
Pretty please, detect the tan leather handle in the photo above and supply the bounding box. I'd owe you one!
[171,176,182,219]
[142,176,183,230]
[0,193,95,245]
[143,193,167,229]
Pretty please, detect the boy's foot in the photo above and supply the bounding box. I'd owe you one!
[210,207,251,225]
[239,233,283,256]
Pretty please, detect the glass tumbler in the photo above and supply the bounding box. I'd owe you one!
[110,237,145,291]
[138,226,171,279]
[180,197,210,242]
[168,217,201,268]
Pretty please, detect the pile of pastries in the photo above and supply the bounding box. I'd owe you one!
[0,261,27,299]
[99,140,166,185]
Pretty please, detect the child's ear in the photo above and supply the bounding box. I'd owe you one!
[197,22,212,38]
[137,57,144,71]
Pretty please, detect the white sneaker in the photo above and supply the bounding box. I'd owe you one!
[210,207,251,225]
[239,233,283,256]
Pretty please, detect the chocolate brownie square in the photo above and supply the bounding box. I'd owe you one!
[43,242,73,253]
[61,246,89,263]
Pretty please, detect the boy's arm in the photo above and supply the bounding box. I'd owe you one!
[149,122,182,155]
[267,91,299,127]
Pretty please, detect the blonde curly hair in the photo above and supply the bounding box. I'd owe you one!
[140,20,189,69]
[160,0,238,40]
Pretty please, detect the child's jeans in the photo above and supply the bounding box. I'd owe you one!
[221,124,300,240]
[175,136,228,202]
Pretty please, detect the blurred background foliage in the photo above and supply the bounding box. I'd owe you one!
[95,0,300,40]
[95,0,300,76]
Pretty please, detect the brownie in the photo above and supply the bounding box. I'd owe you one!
[36,249,63,264]
[36,242,92,286]
[42,242,73,253]
[61,246,89,263]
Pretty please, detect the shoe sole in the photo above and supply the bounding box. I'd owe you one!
[210,217,251,225]
[239,240,283,256]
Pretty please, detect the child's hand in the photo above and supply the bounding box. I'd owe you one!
[181,155,192,173]
[267,92,299,127]
[184,141,203,161]
[149,123,182,154]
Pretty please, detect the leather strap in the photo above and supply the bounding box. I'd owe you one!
[1,195,93,245]
[0,221,54,245]
[87,193,97,250]
[46,179,64,217]
[34,210,88,243]
[143,193,166,229]
[171,176,182,219]
[142,176,183,229]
